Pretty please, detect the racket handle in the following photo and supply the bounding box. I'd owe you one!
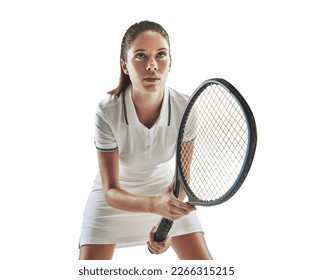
[154,218,173,242]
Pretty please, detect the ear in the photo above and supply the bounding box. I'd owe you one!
[168,55,172,72]
[121,59,129,75]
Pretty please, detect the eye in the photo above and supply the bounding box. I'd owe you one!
[156,51,167,58]
[135,52,146,59]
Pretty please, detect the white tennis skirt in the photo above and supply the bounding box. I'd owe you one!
[79,165,203,248]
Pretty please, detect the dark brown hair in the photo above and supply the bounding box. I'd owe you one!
[108,20,170,96]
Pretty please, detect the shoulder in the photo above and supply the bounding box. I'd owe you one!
[167,87,190,124]
[167,86,190,108]
[97,94,120,111]
[168,86,189,102]
[96,94,122,119]
[94,94,125,129]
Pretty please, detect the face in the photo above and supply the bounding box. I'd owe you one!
[121,31,172,94]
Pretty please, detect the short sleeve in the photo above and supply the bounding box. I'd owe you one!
[94,107,118,151]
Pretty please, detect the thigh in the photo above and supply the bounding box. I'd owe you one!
[79,244,116,260]
[171,232,213,260]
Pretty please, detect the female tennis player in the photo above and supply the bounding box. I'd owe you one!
[78,20,212,260]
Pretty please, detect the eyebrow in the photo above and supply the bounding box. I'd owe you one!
[133,47,168,53]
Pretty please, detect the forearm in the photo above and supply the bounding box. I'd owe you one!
[97,150,194,218]
[104,187,155,213]
[97,150,157,213]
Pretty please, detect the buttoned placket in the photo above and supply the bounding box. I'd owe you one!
[122,86,172,160]
[143,126,153,159]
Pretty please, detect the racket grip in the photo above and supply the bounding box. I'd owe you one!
[154,218,173,242]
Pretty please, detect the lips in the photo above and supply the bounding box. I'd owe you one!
[144,76,160,82]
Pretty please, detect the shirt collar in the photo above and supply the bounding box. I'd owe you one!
[122,85,171,127]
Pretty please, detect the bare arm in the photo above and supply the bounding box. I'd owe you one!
[97,150,195,220]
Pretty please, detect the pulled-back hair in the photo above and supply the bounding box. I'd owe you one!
[108,20,170,96]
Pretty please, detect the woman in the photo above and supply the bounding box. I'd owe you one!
[79,20,212,260]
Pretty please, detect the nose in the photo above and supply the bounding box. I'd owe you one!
[146,58,158,71]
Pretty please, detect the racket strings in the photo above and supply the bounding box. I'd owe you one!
[179,84,249,202]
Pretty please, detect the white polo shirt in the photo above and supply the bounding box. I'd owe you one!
[94,85,190,173]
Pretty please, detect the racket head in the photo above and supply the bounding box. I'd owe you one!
[174,78,257,206]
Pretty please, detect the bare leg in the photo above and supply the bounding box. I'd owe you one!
[171,232,213,260]
[79,244,116,260]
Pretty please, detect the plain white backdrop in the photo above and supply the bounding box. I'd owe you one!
[1,0,312,279]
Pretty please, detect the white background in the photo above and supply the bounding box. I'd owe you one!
[1,0,312,279]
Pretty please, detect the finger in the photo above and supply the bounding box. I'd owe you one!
[150,239,168,251]
[170,199,196,212]
[149,226,157,240]
[147,242,162,254]
[169,204,195,217]
[164,235,171,244]
[151,236,171,248]
[148,245,154,254]
[148,244,157,254]
[169,195,194,207]
[148,237,171,254]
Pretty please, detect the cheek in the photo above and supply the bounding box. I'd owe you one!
[160,60,171,72]
[129,61,145,74]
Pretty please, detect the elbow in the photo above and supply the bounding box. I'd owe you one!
[103,188,120,208]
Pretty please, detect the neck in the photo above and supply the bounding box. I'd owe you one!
[131,86,164,111]
[131,87,164,128]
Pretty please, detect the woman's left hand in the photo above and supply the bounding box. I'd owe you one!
[147,226,171,255]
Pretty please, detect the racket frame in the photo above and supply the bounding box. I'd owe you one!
[153,78,257,242]
[175,78,257,206]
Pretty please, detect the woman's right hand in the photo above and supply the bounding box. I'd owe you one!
[151,185,196,220]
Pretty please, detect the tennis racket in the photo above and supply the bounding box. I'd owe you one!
[153,78,257,242]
